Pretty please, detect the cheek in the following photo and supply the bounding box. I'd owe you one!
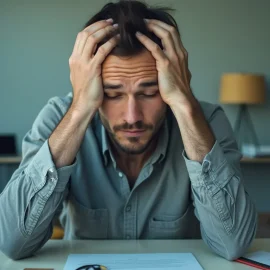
[142,97,166,122]
[100,101,120,125]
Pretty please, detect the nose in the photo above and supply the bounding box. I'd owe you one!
[124,96,143,125]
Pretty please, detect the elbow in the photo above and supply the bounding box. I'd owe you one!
[204,225,257,261]
[223,245,247,261]
[221,224,257,261]
[0,238,35,260]
[0,246,30,261]
[0,234,33,260]
[0,227,53,260]
[207,239,252,261]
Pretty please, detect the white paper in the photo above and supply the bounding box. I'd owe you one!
[64,253,203,270]
[244,251,270,266]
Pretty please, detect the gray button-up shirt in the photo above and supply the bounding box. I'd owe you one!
[0,93,257,260]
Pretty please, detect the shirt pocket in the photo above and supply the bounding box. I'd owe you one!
[147,204,200,239]
[69,195,108,239]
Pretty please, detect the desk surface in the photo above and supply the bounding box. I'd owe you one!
[1,239,270,270]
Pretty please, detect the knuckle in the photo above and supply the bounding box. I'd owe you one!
[77,31,85,39]
[163,59,170,68]
[88,35,97,44]
[153,44,160,52]
[97,46,106,55]
[164,31,171,39]
[171,53,178,60]
[106,25,114,33]
[178,51,185,59]
[108,37,117,46]
[81,30,88,35]
[69,56,84,67]
[169,26,177,34]
[69,57,75,66]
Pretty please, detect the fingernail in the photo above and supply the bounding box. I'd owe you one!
[136,31,143,36]
[106,18,113,23]
[113,23,118,28]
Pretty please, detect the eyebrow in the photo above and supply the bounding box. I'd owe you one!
[103,81,158,90]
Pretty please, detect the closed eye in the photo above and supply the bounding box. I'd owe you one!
[137,92,159,98]
[104,91,159,99]
[104,93,122,99]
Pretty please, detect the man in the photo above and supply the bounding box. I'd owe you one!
[0,0,256,261]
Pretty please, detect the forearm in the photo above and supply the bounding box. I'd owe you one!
[49,104,96,168]
[0,140,75,260]
[0,174,67,259]
[184,141,257,260]
[193,171,257,260]
[170,96,215,163]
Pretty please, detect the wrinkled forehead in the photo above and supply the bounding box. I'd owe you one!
[102,50,158,81]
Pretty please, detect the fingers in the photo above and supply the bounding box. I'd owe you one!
[72,19,114,55]
[82,23,118,60]
[92,34,120,65]
[145,19,187,59]
[145,21,176,59]
[135,32,168,64]
[84,18,114,35]
[144,19,191,84]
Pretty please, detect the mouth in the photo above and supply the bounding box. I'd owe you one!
[120,129,146,137]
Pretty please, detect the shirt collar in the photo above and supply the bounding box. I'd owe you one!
[101,125,111,166]
[101,118,169,167]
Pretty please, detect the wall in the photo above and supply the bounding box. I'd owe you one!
[0,0,270,210]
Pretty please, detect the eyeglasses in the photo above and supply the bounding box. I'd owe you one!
[75,265,108,270]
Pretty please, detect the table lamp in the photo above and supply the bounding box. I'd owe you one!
[219,73,266,150]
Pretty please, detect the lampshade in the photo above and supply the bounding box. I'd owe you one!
[219,73,266,104]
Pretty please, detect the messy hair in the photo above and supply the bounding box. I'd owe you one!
[83,0,179,56]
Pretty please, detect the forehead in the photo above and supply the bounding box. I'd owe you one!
[102,49,157,81]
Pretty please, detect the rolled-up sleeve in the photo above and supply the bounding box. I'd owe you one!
[182,105,257,261]
[0,96,75,260]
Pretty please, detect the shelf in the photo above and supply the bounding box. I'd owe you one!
[0,156,22,164]
[241,157,270,163]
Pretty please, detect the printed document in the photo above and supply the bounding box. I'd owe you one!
[64,253,203,270]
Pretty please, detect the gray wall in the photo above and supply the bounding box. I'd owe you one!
[1,0,270,210]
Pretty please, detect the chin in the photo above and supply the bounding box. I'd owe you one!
[116,140,150,155]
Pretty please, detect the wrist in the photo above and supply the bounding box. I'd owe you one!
[69,102,98,125]
[168,93,199,118]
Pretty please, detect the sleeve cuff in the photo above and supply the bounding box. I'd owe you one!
[55,158,77,192]
[182,141,235,191]
[26,140,77,192]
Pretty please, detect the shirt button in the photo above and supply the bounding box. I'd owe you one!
[118,172,123,178]
[126,235,131,239]
[51,177,57,183]
[126,205,131,212]
[48,167,57,181]
[48,168,55,174]
[203,160,211,173]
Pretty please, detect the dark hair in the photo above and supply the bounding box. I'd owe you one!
[83,0,179,56]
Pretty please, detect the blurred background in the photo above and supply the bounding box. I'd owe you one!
[0,0,270,236]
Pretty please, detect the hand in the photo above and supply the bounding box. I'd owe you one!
[69,19,119,115]
[136,19,194,109]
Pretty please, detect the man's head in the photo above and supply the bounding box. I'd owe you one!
[84,0,179,155]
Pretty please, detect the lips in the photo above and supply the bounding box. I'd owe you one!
[120,130,146,136]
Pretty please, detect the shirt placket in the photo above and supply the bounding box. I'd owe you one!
[118,171,136,239]
[120,165,153,240]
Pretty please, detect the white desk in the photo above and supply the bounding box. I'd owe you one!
[1,239,270,270]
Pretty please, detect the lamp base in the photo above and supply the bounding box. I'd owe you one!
[234,104,259,152]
